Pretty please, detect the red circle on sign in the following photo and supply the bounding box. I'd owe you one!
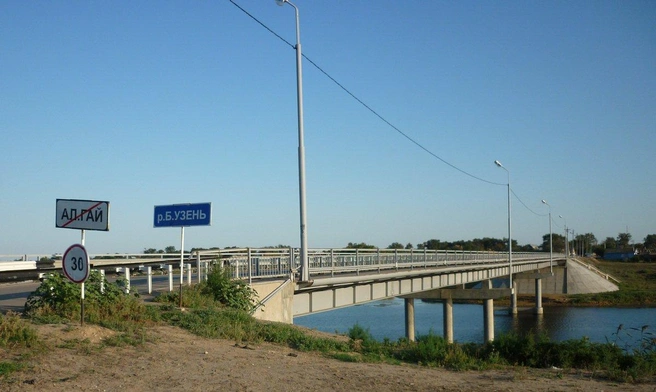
[62,244,89,283]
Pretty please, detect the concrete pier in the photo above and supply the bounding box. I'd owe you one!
[405,298,415,342]
[443,298,453,344]
[402,281,511,343]
[535,278,543,315]
[483,280,494,341]
[511,281,518,315]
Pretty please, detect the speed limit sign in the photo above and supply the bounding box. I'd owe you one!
[62,244,89,283]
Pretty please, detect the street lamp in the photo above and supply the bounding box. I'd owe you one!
[541,200,553,273]
[559,214,568,261]
[276,0,309,282]
[494,160,512,288]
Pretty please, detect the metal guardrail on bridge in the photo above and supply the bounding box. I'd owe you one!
[1,249,564,284]
[196,248,564,283]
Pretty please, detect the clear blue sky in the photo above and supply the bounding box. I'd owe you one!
[1,1,654,255]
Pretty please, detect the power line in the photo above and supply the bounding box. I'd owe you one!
[511,189,548,217]
[230,1,560,222]
[229,0,504,187]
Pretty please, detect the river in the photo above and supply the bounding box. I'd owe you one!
[294,298,656,348]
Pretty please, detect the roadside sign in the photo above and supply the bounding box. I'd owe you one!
[153,202,212,228]
[62,244,89,284]
[56,199,110,231]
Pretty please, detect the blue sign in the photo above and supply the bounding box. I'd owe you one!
[154,203,212,228]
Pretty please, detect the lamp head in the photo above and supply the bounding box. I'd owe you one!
[494,160,503,168]
[275,0,287,6]
[541,199,548,205]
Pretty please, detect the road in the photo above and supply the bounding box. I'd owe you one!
[0,272,200,314]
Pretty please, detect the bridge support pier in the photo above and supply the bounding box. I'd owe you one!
[515,271,553,315]
[402,280,511,343]
[443,298,453,344]
[535,278,543,315]
[511,281,518,315]
[483,280,494,342]
[404,298,415,342]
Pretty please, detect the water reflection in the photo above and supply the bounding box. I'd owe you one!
[295,298,656,346]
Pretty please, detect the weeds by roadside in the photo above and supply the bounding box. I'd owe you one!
[0,312,40,378]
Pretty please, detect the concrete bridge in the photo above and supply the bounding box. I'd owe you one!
[190,248,614,342]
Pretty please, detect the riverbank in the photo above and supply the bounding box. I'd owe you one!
[4,323,655,392]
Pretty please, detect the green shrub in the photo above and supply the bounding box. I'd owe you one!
[24,270,150,332]
[201,267,258,312]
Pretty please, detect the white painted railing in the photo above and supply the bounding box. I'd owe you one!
[197,248,564,282]
[1,249,565,283]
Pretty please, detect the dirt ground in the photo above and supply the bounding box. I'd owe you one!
[2,324,655,392]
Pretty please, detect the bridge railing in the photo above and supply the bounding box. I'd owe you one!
[195,248,562,282]
[1,248,563,283]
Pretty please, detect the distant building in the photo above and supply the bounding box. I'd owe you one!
[603,249,636,261]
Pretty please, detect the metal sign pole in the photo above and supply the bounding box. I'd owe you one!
[80,229,85,326]
[179,226,185,308]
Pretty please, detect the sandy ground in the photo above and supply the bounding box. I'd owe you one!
[1,323,654,392]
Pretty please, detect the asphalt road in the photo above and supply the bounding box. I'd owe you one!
[0,273,200,314]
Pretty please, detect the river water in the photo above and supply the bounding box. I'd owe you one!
[294,298,656,348]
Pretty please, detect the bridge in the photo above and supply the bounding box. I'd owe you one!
[2,248,618,343]
[200,247,572,342]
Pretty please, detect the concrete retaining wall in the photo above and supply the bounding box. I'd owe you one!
[250,280,295,324]
[565,259,619,294]
[515,260,618,295]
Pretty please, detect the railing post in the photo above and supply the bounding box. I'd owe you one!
[377,248,381,273]
[147,266,152,294]
[355,248,359,275]
[330,248,335,277]
[168,264,173,291]
[186,263,191,286]
[124,267,130,295]
[423,247,427,268]
[394,249,398,270]
[196,252,201,283]
[410,248,414,270]
[100,269,105,294]
[247,248,252,284]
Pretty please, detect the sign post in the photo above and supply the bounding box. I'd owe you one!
[154,203,212,307]
[56,198,110,325]
[62,243,90,325]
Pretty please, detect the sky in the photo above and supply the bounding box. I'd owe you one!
[1,1,655,256]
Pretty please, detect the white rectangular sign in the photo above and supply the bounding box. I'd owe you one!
[56,199,110,231]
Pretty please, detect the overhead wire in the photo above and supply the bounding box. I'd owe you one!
[229,0,555,216]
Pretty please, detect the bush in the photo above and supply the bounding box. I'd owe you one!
[24,270,149,330]
[201,267,258,312]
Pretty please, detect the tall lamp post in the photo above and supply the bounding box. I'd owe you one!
[276,0,309,282]
[559,215,568,261]
[541,199,553,273]
[494,160,512,288]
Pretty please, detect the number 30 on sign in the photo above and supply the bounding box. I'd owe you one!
[62,244,89,284]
